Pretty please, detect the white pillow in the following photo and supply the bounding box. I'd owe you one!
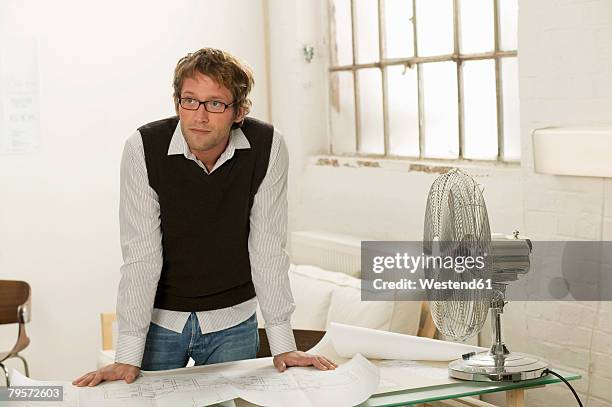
[325,273,422,335]
[256,264,339,331]
[256,264,422,336]
[326,278,396,331]
[290,264,352,285]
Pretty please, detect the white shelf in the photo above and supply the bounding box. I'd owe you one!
[532,125,612,177]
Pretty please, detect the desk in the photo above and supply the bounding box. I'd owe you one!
[359,369,581,407]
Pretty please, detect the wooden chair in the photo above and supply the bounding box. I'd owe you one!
[100,313,116,351]
[417,301,438,339]
[0,280,32,385]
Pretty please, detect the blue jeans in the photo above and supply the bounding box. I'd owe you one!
[141,312,259,371]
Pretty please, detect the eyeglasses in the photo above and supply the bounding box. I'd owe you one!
[178,97,237,113]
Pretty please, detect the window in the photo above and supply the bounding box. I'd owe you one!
[328,0,519,161]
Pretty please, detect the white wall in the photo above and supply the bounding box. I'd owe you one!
[266,0,330,240]
[0,0,269,381]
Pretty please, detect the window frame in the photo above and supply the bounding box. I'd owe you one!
[328,0,519,163]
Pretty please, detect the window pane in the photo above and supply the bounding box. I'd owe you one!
[330,71,356,154]
[385,0,414,58]
[502,57,520,160]
[355,0,379,63]
[460,0,494,53]
[387,65,419,156]
[330,0,353,65]
[357,68,384,154]
[415,0,454,56]
[422,62,458,158]
[499,0,518,50]
[463,60,498,160]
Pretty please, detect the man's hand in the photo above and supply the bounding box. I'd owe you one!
[72,363,140,387]
[273,351,337,372]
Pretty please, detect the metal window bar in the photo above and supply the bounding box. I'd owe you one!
[413,0,424,158]
[328,0,338,155]
[378,0,390,156]
[494,0,505,160]
[329,0,518,162]
[453,0,465,158]
[350,0,361,153]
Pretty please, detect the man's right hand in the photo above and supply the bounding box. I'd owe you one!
[72,363,140,387]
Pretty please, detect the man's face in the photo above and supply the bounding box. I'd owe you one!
[177,72,245,154]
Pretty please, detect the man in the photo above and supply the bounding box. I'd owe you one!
[73,48,335,387]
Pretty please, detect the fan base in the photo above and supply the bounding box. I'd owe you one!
[449,352,548,382]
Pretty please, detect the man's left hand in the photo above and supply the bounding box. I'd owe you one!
[273,351,337,372]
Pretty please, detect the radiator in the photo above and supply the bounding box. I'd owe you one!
[290,231,370,278]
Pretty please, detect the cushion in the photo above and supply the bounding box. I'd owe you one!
[256,264,342,330]
[256,264,422,336]
[325,271,422,335]
[326,283,395,331]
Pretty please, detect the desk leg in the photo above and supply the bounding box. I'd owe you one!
[506,389,525,407]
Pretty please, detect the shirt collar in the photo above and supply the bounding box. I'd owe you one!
[167,120,251,157]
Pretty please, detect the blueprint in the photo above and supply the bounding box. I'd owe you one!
[224,354,378,407]
[9,353,378,407]
[7,322,481,406]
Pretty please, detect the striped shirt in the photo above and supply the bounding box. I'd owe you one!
[114,120,297,367]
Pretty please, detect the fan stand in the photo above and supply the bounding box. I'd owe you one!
[448,297,549,382]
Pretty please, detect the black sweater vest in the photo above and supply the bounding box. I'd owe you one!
[139,116,273,311]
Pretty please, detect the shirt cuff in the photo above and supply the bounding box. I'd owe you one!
[114,334,147,368]
[265,322,297,356]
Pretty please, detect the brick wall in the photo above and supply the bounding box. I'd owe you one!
[496,1,612,405]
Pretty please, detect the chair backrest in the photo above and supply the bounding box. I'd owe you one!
[0,280,31,325]
[100,313,117,351]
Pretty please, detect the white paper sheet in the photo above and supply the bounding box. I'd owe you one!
[307,328,462,394]
[324,322,486,361]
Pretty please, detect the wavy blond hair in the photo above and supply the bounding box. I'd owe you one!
[173,48,254,118]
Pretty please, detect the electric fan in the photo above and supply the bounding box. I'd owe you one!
[423,168,548,382]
